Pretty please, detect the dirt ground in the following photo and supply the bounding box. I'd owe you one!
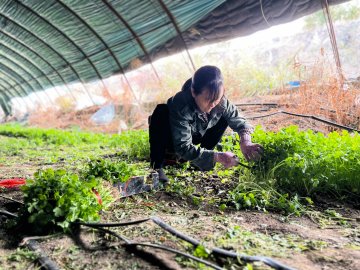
[1,94,359,269]
[1,173,359,270]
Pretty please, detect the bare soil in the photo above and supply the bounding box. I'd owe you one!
[1,176,359,270]
[1,95,359,269]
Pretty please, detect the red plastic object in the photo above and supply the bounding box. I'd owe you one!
[0,178,26,188]
[92,188,103,205]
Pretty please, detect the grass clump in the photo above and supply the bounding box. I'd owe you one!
[219,126,360,215]
[84,158,141,184]
[216,225,328,257]
[20,168,113,232]
[0,123,150,159]
[227,171,306,216]
[252,125,360,199]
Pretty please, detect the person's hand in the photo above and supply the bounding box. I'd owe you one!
[239,131,263,161]
[240,141,263,161]
[214,152,239,168]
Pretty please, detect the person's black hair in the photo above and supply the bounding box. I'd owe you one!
[181,78,192,92]
[191,65,223,102]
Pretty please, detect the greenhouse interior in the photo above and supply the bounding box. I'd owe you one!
[0,1,359,269]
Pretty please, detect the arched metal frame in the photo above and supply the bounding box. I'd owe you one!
[0,90,13,116]
[0,12,95,105]
[0,0,208,111]
[101,0,161,83]
[0,77,29,109]
[0,62,43,108]
[0,0,349,116]
[0,42,75,103]
[56,0,142,104]
[12,0,107,102]
[0,29,77,103]
[0,53,54,106]
[156,0,196,72]
[0,0,171,110]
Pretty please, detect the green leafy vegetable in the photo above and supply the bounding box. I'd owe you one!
[21,168,113,232]
[84,158,139,184]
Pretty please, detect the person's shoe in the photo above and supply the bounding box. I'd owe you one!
[156,168,169,185]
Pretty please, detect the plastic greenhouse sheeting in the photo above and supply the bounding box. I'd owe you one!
[90,103,115,125]
[0,0,349,115]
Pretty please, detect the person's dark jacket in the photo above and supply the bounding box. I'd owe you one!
[167,80,252,170]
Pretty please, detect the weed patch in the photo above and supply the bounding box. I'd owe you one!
[218,126,360,216]
[83,158,141,184]
[19,168,113,233]
[217,225,329,256]
[0,124,150,159]
[251,126,360,200]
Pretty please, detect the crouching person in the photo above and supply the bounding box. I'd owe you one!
[149,65,263,183]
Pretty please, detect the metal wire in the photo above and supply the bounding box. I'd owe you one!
[127,242,223,270]
[247,110,360,132]
[77,224,223,269]
[1,187,296,270]
[74,218,151,227]
[0,209,18,218]
[76,216,296,270]
[0,194,24,205]
[23,239,60,270]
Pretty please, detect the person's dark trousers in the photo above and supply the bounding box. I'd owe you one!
[149,104,174,169]
[149,104,228,169]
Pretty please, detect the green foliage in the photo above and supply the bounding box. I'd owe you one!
[219,56,296,97]
[167,178,196,197]
[217,225,329,257]
[84,158,138,184]
[0,123,150,159]
[193,244,210,259]
[251,126,360,199]
[306,208,353,228]
[3,123,359,220]
[304,3,360,30]
[219,126,360,215]
[110,130,150,159]
[243,264,254,270]
[7,248,38,262]
[21,168,113,232]
[226,170,306,216]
